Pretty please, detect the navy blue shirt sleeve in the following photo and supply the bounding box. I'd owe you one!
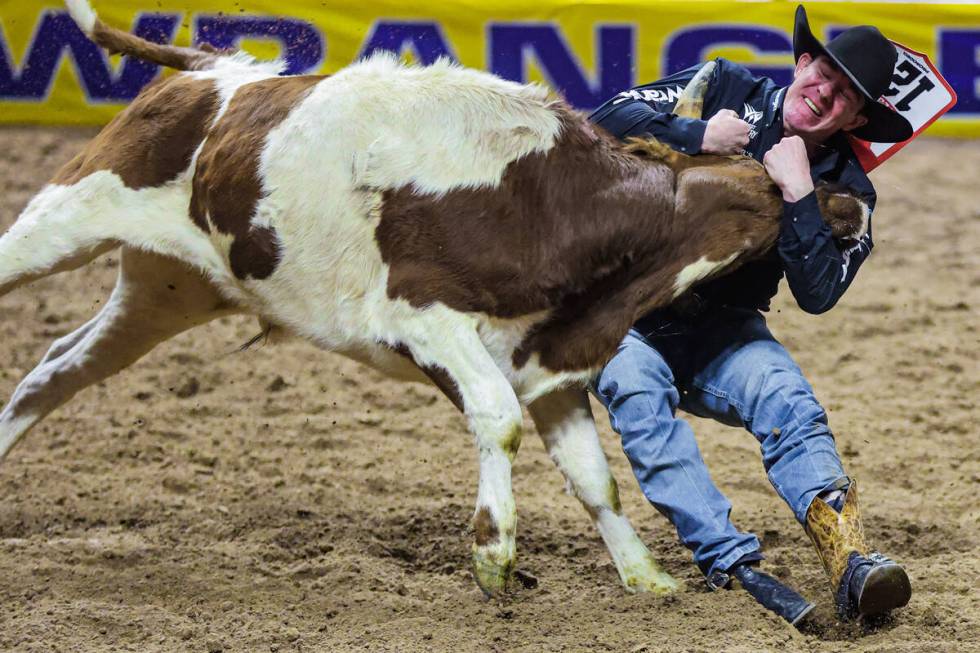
[589,63,718,154]
[778,159,877,314]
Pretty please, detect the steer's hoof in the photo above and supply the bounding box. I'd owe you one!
[619,555,682,595]
[472,547,514,596]
[625,569,682,596]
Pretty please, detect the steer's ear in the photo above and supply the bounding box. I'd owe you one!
[815,184,871,240]
[623,137,681,164]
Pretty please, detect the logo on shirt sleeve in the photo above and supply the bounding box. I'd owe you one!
[840,232,872,281]
[742,102,763,124]
[612,86,685,105]
[742,102,763,141]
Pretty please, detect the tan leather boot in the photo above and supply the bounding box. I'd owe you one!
[805,481,911,619]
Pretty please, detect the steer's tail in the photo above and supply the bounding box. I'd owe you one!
[65,0,224,71]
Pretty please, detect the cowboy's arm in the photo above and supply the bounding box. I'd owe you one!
[768,145,877,314]
[589,64,715,153]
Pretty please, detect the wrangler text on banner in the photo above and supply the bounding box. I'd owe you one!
[1,1,977,136]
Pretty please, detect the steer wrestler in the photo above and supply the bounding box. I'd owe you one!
[589,5,912,624]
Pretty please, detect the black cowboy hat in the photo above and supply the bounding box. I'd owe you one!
[793,5,913,142]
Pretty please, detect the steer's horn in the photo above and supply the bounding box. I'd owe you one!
[672,60,717,119]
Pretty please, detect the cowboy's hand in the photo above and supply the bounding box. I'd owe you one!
[764,136,815,202]
[701,109,751,155]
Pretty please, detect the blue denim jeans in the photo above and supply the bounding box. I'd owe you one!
[594,307,848,580]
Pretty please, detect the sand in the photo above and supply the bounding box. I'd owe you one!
[0,127,977,652]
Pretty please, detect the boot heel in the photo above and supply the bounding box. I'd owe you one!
[805,481,913,620]
[856,562,912,617]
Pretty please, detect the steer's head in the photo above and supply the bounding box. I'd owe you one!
[814,183,872,240]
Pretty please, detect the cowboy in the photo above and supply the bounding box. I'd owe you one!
[588,5,913,624]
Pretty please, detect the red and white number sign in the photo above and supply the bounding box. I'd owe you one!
[848,43,957,172]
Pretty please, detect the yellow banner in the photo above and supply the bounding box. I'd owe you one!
[1,1,977,136]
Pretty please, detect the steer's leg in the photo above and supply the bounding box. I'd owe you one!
[528,388,680,594]
[394,312,523,596]
[0,249,233,461]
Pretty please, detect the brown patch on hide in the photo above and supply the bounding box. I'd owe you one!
[190,75,324,280]
[228,225,281,280]
[375,105,786,373]
[622,137,703,170]
[816,184,868,239]
[389,343,465,412]
[418,364,465,413]
[473,507,499,546]
[52,75,221,189]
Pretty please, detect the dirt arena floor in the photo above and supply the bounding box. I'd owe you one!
[0,127,976,652]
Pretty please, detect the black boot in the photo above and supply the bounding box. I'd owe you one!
[837,551,912,619]
[730,563,816,626]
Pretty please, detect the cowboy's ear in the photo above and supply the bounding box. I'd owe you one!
[794,52,814,79]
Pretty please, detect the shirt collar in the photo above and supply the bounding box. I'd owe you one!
[768,87,787,131]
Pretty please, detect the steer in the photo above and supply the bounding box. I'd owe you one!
[0,0,869,596]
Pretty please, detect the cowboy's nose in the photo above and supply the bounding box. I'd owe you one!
[818,83,833,104]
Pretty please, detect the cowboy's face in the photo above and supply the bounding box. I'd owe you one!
[783,53,869,143]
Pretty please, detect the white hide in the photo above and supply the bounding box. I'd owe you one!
[215,55,568,391]
[849,196,872,241]
[0,52,584,466]
[527,389,678,593]
[671,253,740,299]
